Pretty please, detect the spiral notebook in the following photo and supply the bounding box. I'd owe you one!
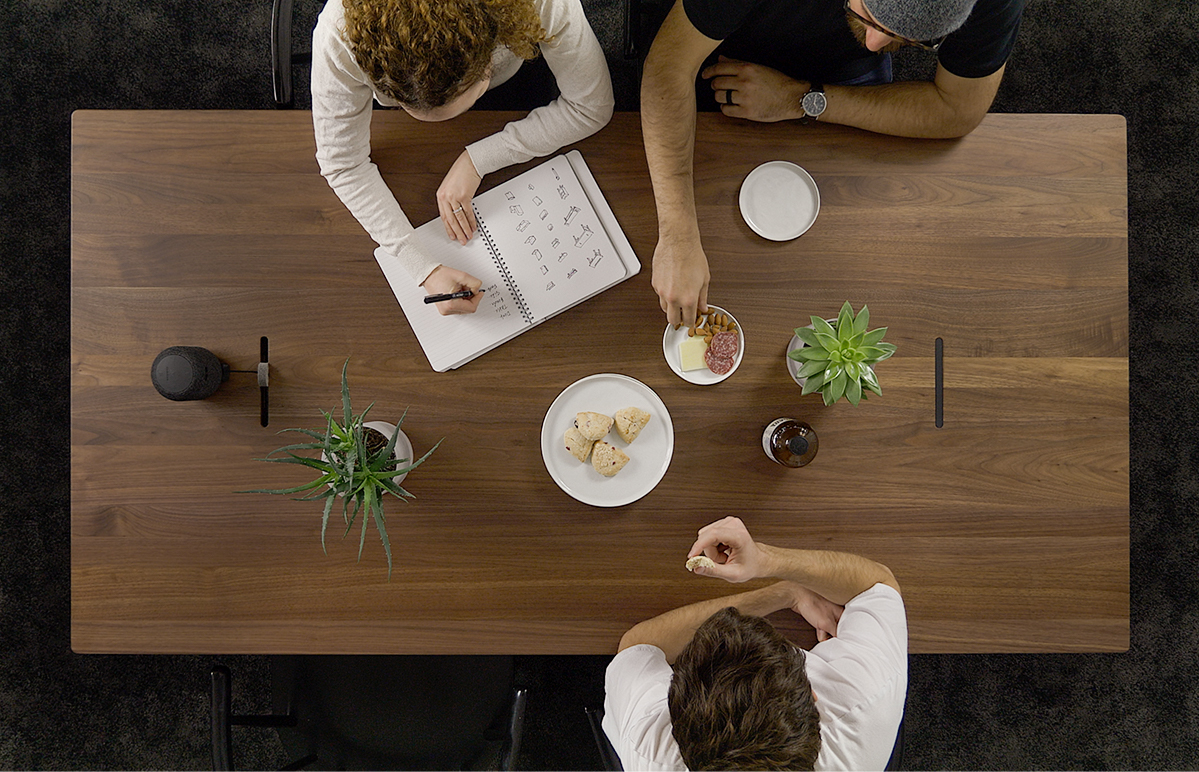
[375,150,640,372]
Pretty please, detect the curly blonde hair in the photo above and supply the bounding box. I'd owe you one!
[342,0,547,110]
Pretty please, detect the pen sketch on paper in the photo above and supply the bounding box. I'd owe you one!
[491,165,619,300]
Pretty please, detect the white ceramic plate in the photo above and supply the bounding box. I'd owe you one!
[738,161,820,241]
[540,374,674,507]
[662,305,745,385]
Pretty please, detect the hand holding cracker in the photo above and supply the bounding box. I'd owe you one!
[686,516,767,583]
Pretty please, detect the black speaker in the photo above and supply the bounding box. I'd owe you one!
[151,346,230,401]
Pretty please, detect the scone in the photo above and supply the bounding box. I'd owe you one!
[590,441,630,477]
[564,426,594,463]
[613,407,651,443]
[686,555,718,572]
[575,411,614,441]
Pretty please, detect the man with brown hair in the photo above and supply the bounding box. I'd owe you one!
[603,517,906,770]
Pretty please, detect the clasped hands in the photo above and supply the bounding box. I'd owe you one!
[688,516,843,642]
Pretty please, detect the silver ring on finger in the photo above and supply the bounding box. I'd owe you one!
[452,205,464,213]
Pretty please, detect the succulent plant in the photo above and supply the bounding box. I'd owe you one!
[788,301,896,406]
[242,359,441,578]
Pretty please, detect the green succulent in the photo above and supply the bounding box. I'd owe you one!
[242,359,441,578]
[788,301,897,406]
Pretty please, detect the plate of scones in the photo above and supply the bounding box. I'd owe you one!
[540,373,674,507]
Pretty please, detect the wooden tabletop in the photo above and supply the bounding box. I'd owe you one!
[71,110,1128,654]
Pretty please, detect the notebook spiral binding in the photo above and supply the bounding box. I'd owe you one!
[475,203,533,324]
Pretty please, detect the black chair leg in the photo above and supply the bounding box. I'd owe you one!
[585,706,624,771]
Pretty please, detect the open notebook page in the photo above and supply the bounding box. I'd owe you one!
[374,152,638,371]
[374,235,530,371]
[470,155,628,322]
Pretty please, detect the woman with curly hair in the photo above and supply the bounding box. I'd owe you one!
[312,0,614,314]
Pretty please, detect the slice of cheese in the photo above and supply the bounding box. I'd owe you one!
[679,336,709,371]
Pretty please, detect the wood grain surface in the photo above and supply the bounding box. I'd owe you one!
[71,111,1128,654]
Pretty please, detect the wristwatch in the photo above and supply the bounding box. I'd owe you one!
[800,83,826,123]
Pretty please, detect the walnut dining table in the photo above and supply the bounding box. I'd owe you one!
[71,110,1128,654]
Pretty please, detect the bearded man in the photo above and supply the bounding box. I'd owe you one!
[640,0,1025,328]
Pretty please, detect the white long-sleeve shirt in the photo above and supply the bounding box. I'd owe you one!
[603,584,908,771]
[311,0,614,284]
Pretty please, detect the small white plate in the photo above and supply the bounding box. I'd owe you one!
[739,161,820,241]
[662,305,745,385]
[540,374,674,507]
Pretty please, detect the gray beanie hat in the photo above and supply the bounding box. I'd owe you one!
[863,0,979,41]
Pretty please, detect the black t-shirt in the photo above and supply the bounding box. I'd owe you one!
[683,0,1025,82]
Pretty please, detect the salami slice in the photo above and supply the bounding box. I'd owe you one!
[708,331,740,358]
[705,351,735,375]
[704,331,740,374]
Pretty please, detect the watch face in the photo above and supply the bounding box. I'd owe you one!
[803,91,827,117]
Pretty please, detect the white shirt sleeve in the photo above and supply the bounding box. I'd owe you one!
[309,0,613,286]
[466,0,615,175]
[806,583,908,772]
[309,0,438,284]
[602,645,689,772]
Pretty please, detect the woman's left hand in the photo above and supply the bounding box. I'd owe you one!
[437,150,483,245]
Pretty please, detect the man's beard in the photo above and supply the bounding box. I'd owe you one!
[846,13,904,54]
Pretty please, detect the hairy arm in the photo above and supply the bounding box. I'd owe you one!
[640,0,722,327]
[689,517,900,605]
[617,583,795,663]
[823,64,1005,137]
[705,58,1005,138]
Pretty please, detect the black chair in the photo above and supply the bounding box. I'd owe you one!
[885,717,905,771]
[622,0,672,59]
[211,656,527,770]
[271,0,312,107]
[584,706,623,771]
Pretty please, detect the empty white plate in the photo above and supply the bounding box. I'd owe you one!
[739,161,820,241]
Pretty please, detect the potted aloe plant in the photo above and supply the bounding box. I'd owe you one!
[786,301,897,406]
[243,359,441,578]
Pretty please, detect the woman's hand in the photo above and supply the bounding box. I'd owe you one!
[421,264,485,316]
[437,150,483,245]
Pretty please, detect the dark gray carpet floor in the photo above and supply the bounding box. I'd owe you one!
[2,0,1196,768]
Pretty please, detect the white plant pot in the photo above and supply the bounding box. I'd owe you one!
[364,421,413,485]
[786,332,808,388]
[785,319,835,389]
[323,421,414,486]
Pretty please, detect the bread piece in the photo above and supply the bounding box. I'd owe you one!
[614,407,652,443]
[591,441,630,477]
[575,411,613,441]
[685,555,718,572]
[564,426,595,463]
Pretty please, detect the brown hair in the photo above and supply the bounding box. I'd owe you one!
[668,607,821,771]
[341,0,546,110]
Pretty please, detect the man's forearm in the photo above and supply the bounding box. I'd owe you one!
[641,56,701,238]
[759,544,899,606]
[617,583,793,663]
[818,67,1004,139]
